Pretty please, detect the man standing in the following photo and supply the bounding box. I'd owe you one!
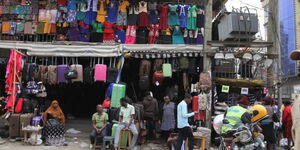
[114,97,138,150]
[142,91,159,140]
[90,105,108,148]
[176,94,196,150]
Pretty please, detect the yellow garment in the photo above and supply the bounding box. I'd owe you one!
[96,0,107,23]
[162,27,172,36]
[44,23,51,34]
[2,22,10,33]
[118,0,129,13]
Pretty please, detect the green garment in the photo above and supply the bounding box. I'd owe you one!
[187,5,197,30]
[92,112,108,128]
[92,21,103,33]
[221,105,247,133]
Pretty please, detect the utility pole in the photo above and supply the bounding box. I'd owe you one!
[267,0,282,108]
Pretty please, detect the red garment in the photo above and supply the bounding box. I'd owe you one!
[192,96,205,120]
[125,25,137,44]
[102,99,111,109]
[103,21,115,40]
[15,98,24,113]
[148,24,159,44]
[57,0,67,5]
[79,21,90,28]
[138,12,149,27]
[282,106,293,139]
[158,4,169,30]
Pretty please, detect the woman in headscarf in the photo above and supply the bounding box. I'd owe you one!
[43,100,66,146]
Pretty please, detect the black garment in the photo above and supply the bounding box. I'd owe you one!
[157,35,172,44]
[89,127,106,144]
[145,116,155,140]
[90,32,103,42]
[127,6,138,25]
[136,27,149,44]
[261,123,276,144]
[176,127,194,150]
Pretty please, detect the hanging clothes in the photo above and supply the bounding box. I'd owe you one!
[84,0,98,25]
[90,21,103,42]
[138,1,147,13]
[115,26,126,43]
[148,24,159,44]
[69,22,80,41]
[157,26,172,44]
[76,0,88,21]
[87,0,98,12]
[96,0,107,23]
[79,21,90,42]
[136,27,149,44]
[103,21,115,43]
[107,0,119,23]
[184,29,196,44]
[67,0,77,10]
[158,4,168,30]
[125,25,137,44]
[187,5,197,30]
[168,4,179,26]
[117,0,129,25]
[172,26,184,44]
[148,2,159,24]
[57,0,68,5]
[196,5,205,28]
[138,12,149,27]
[195,28,204,44]
[178,4,190,28]
[127,6,138,25]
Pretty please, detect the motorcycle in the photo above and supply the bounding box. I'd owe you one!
[214,114,268,150]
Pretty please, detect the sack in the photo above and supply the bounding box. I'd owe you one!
[163,63,172,77]
[15,98,24,113]
[107,68,119,83]
[26,81,38,95]
[153,59,163,71]
[83,66,94,84]
[57,65,68,83]
[106,83,115,98]
[94,64,107,82]
[70,64,83,82]
[111,84,126,108]
[47,118,60,126]
[179,57,189,70]
[153,71,163,86]
[139,75,150,91]
[139,60,151,76]
[47,65,57,85]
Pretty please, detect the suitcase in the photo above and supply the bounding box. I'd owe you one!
[94,64,107,82]
[9,114,21,138]
[20,113,34,136]
[111,124,119,137]
[111,123,129,147]
[57,65,68,83]
[71,64,83,82]
[107,68,119,83]
[111,84,126,108]
[47,65,57,85]
[163,63,172,77]
[83,66,94,84]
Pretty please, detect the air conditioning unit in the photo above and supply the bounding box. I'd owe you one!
[218,12,259,41]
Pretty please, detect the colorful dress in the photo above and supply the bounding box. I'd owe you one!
[76,0,88,21]
[172,26,184,44]
[168,4,179,26]
[107,1,119,23]
[138,1,149,27]
[115,26,126,43]
[90,21,103,42]
[117,0,129,25]
[84,0,98,25]
[125,25,137,44]
[148,2,158,24]
[157,26,172,44]
[187,5,197,30]
[96,0,107,23]
[197,5,205,28]
[158,4,168,30]
[178,4,190,28]
[103,21,115,43]
[148,24,159,44]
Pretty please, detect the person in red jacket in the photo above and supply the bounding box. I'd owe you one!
[282,101,293,149]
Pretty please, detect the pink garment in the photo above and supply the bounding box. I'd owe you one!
[148,24,159,44]
[125,25,137,44]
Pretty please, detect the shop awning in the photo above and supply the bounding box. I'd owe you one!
[0,41,122,57]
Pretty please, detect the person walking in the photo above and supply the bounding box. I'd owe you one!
[261,96,278,150]
[282,101,293,149]
[176,94,196,150]
[160,96,176,141]
[142,91,159,140]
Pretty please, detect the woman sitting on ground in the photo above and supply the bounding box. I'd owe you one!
[43,100,66,146]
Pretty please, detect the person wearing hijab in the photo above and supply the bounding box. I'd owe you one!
[44,100,65,125]
[43,100,66,146]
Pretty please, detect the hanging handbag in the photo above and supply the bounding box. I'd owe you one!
[64,68,78,79]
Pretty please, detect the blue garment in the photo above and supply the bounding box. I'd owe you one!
[178,4,190,28]
[115,29,126,43]
[149,10,159,24]
[177,100,194,128]
[168,4,180,26]
[172,27,185,44]
[107,1,119,23]
[67,0,77,10]
[84,11,97,25]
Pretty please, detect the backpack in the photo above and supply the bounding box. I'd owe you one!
[26,81,38,95]
[139,60,151,77]
[179,57,189,70]
[139,75,150,91]
[153,59,163,71]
